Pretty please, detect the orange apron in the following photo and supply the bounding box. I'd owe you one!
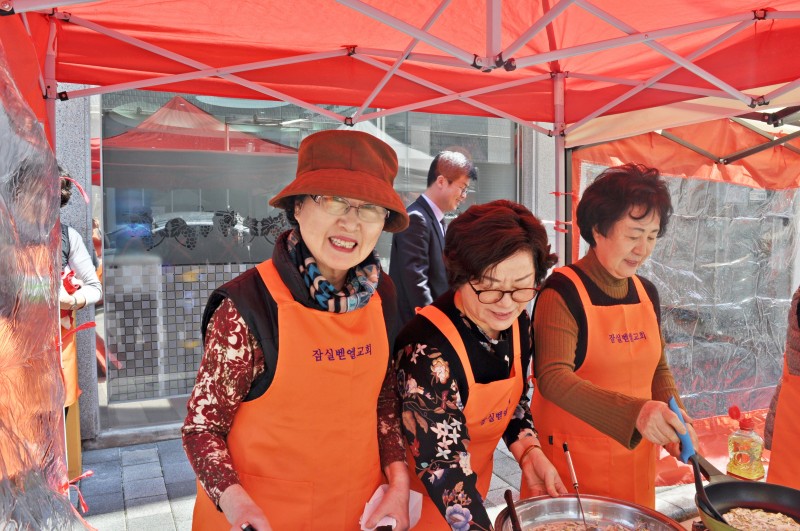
[61,311,80,407]
[531,267,661,507]
[193,260,387,530]
[409,298,523,530]
[766,359,800,490]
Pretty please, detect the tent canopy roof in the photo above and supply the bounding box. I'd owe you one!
[16,0,800,147]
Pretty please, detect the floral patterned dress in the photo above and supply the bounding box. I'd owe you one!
[396,292,537,530]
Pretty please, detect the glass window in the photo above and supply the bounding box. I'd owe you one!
[98,90,519,429]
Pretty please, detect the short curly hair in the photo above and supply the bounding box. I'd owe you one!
[444,199,557,289]
[576,163,673,247]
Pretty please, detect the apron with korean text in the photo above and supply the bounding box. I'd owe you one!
[409,298,523,530]
[193,259,387,530]
[531,267,661,507]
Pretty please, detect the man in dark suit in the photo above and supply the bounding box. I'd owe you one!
[390,151,476,325]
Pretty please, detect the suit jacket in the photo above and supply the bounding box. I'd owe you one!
[389,195,449,326]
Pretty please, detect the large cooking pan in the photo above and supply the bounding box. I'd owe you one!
[694,454,800,531]
[494,494,684,530]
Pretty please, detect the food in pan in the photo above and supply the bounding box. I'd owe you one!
[722,508,800,530]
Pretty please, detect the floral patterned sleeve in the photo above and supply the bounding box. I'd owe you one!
[377,362,408,468]
[397,343,493,531]
[182,298,265,506]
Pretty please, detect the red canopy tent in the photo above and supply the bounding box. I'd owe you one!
[15,1,800,139]
[91,95,296,185]
[103,95,297,153]
[7,0,800,255]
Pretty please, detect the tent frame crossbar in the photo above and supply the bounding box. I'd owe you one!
[722,126,800,163]
[729,116,800,157]
[656,130,721,163]
[39,2,800,139]
[5,0,96,13]
[500,0,577,62]
[352,53,552,135]
[568,73,740,99]
[53,12,345,123]
[350,0,452,123]
[565,19,752,136]
[61,49,350,100]
[576,0,755,107]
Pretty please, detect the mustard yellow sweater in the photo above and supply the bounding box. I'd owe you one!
[533,249,682,449]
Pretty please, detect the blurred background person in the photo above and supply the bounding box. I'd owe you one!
[59,166,102,480]
[764,284,800,490]
[532,163,698,508]
[390,151,476,326]
[183,130,412,531]
[396,200,566,530]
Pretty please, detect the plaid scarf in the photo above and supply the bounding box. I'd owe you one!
[286,228,380,313]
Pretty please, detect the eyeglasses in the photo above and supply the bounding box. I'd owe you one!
[455,183,472,197]
[467,282,537,304]
[311,195,389,224]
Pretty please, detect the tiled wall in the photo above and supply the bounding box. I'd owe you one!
[105,259,252,401]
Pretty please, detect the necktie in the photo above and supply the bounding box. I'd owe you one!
[440,219,447,237]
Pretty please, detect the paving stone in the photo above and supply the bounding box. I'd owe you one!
[123,461,164,482]
[83,460,123,481]
[123,477,167,500]
[127,511,177,531]
[491,453,522,484]
[82,447,121,465]
[163,462,196,485]
[82,491,125,516]
[488,474,514,494]
[166,479,197,500]
[121,447,160,466]
[83,511,127,531]
[157,438,186,459]
[125,493,171,519]
[81,473,124,496]
[170,496,196,522]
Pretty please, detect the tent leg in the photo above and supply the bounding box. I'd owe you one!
[44,14,57,147]
[553,73,567,265]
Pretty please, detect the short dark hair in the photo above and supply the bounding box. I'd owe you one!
[426,151,476,187]
[444,199,557,288]
[576,163,673,247]
[59,163,73,208]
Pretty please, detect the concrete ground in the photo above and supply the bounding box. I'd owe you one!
[73,439,700,530]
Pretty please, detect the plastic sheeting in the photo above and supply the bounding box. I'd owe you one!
[0,37,85,529]
[575,161,797,420]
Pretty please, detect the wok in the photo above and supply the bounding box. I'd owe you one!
[494,494,684,531]
[694,454,800,531]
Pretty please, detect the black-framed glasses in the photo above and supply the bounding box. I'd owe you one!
[467,282,537,304]
[311,195,389,224]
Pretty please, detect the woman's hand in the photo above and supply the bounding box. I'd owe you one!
[219,484,272,531]
[636,400,693,448]
[663,408,700,459]
[520,447,568,497]
[366,462,410,531]
[59,287,84,310]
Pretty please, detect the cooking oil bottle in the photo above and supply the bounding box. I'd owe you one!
[726,405,765,480]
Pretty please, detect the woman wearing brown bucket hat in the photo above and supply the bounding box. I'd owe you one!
[184,130,412,531]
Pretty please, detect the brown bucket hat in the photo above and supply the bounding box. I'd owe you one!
[270,130,409,232]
